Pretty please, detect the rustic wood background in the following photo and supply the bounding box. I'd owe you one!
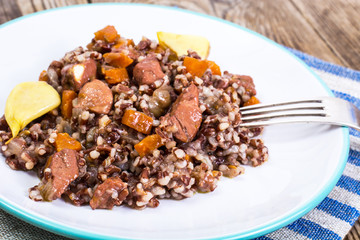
[1,0,360,239]
[1,0,359,70]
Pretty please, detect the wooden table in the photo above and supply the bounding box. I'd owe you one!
[1,0,360,239]
[1,0,359,70]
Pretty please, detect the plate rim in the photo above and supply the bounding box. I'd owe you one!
[0,3,350,240]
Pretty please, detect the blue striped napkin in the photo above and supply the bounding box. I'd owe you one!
[257,49,360,240]
[0,48,359,240]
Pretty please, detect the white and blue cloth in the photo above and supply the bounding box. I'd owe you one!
[257,49,360,240]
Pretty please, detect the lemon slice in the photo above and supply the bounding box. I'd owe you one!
[5,81,61,140]
[157,32,210,59]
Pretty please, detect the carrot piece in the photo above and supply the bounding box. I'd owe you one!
[113,39,135,49]
[103,68,129,85]
[39,70,49,82]
[183,57,221,77]
[54,133,82,152]
[94,25,119,43]
[205,60,221,76]
[244,96,260,106]
[121,109,153,134]
[61,90,77,120]
[103,52,134,68]
[183,57,208,77]
[134,134,163,157]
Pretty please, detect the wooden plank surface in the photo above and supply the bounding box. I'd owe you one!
[292,0,360,71]
[1,0,359,70]
[1,1,360,239]
[224,0,344,66]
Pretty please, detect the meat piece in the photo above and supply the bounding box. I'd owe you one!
[231,75,256,96]
[40,149,79,201]
[77,79,113,114]
[6,137,37,170]
[62,59,97,91]
[6,137,26,158]
[136,38,152,51]
[161,84,202,142]
[90,177,129,210]
[133,57,165,85]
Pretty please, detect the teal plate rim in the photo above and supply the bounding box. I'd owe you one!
[0,3,350,240]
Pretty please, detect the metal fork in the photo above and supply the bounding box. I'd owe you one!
[239,97,360,131]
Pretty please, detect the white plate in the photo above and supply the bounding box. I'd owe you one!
[0,3,349,240]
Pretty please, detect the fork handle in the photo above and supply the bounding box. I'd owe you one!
[240,117,360,131]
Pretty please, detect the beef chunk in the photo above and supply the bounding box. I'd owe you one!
[160,84,202,142]
[76,79,113,114]
[41,149,79,201]
[90,177,129,209]
[133,57,165,85]
[62,59,97,91]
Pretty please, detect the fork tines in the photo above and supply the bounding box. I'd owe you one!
[239,99,328,127]
[239,97,360,131]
